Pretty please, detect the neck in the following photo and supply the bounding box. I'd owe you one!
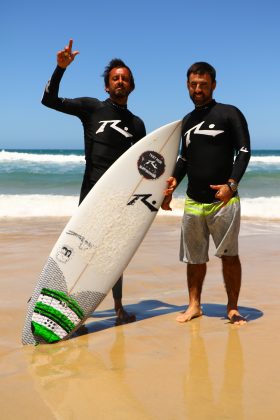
[109,96,128,107]
[195,99,214,110]
[108,98,128,109]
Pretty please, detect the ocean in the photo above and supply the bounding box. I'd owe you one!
[0,149,279,220]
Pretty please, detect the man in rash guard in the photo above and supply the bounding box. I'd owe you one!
[42,39,146,325]
[162,62,251,325]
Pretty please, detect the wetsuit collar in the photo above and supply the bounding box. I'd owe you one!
[195,99,216,111]
[106,98,128,110]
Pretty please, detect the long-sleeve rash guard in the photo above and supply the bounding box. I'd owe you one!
[42,66,146,201]
[173,100,251,203]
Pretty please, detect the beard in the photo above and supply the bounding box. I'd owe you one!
[190,90,213,107]
[114,87,128,97]
[109,85,131,101]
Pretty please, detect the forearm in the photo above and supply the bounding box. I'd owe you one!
[172,156,188,186]
[229,109,251,183]
[41,66,66,109]
[230,147,251,183]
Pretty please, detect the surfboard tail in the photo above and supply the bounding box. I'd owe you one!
[22,257,106,345]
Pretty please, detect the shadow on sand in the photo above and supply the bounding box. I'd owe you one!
[73,300,263,338]
[201,303,263,322]
[74,299,184,336]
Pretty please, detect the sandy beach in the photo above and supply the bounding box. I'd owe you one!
[1,215,280,419]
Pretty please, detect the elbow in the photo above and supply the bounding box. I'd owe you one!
[41,94,54,109]
[247,150,252,164]
[41,92,48,106]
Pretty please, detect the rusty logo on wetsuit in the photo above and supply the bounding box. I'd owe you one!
[137,151,165,180]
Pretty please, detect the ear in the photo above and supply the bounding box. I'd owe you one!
[212,80,217,91]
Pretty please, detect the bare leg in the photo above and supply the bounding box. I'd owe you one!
[176,263,206,323]
[114,298,136,324]
[222,255,246,325]
[112,276,136,325]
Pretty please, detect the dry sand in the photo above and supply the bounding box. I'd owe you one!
[0,215,280,419]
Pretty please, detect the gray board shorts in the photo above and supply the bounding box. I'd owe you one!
[180,195,241,264]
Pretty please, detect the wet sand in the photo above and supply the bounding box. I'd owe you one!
[1,215,280,419]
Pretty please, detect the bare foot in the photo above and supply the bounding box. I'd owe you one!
[228,309,247,325]
[176,306,203,323]
[115,308,136,326]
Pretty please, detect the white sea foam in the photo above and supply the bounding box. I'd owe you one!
[240,196,280,220]
[1,194,280,220]
[0,195,79,217]
[2,150,280,166]
[250,155,280,165]
[0,150,84,164]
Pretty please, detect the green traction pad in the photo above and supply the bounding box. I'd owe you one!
[31,288,84,343]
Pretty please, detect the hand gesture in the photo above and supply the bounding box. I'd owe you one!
[210,184,233,205]
[57,39,79,69]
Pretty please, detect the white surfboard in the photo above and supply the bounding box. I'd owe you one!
[22,120,182,345]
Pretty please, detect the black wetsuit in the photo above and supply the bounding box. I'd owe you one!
[173,100,251,203]
[42,66,146,299]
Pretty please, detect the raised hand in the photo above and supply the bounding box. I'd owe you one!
[57,39,79,69]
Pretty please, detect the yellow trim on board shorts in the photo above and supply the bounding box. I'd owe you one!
[184,196,240,216]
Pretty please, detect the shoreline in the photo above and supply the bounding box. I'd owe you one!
[1,213,280,229]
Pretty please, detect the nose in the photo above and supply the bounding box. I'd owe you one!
[195,84,202,92]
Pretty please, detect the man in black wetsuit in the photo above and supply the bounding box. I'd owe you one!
[162,62,251,325]
[42,39,146,325]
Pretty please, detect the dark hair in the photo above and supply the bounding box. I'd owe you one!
[103,58,135,91]
[187,62,216,82]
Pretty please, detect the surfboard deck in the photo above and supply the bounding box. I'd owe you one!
[22,120,182,345]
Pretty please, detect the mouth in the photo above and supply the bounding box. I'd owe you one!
[113,86,127,97]
[193,94,205,102]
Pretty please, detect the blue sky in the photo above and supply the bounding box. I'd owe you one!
[1,0,279,149]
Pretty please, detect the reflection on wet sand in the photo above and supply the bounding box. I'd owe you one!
[26,328,153,419]
[184,321,244,419]
[26,315,246,419]
[219,327,244,418]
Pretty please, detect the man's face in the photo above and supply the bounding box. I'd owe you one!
[187,72,216,107]
[106,67,132,101]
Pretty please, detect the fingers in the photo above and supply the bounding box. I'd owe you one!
[161,195,172,211]
[210,184,221,190]
[57,39,79,68]
[64,39,74,57]
[66,40,79,58]
[168,176,177,188]
[164,187,174,196]
[210,184,232,205]
[164,177,177,196]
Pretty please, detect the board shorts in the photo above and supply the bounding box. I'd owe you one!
[180,195,241,264]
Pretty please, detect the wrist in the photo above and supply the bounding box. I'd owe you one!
[226,180,238,192]
[57,64,67,70]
